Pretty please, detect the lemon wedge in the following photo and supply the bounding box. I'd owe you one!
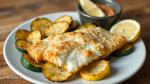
[110,19,141,42]
[79,0,105,17]
[80,60,110,81]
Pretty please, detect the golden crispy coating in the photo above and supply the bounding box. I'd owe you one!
[27,27,126,72]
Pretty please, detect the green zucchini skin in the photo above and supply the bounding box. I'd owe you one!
[15,40,25,53]
[20,56,42,72]
[16,47,27,53]
[112,47,134,57]
[15,40,31,53]
[69,20,79,31]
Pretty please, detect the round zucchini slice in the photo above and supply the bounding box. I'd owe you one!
[15,29,30,40]
[20,54,42,72]
[55,15,73,24]
[31,18,52,37]
[44,22,69,36]
[112,43,134,57]
[80,60,110,81]
[23,53,43,68]
[115,47,134,57]
[42,63,72,81]
[15,40,32,52]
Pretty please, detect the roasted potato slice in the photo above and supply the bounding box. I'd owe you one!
[69,20,79,31]
[78,23,97,29]
[31,18,52,37]
[42,63,72,81]
[44,22,69,36]
[55,15,73,24]
[80,60,110,81]
[15,29,30,40]
[27,30,41,43]
[16,40,32,51]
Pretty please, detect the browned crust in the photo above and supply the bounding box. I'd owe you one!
[27,27,127,81]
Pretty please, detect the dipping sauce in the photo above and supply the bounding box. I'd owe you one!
[97,4,115,17]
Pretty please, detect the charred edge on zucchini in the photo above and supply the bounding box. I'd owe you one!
[23,53,43,67]
[20,54,42,72]
[16,40,32,52]
[68,20,79,31]
[15,29,30,40]
[111,43,134,57]
[114,47,134,57]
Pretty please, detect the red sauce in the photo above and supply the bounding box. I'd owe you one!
[97,4,115,17]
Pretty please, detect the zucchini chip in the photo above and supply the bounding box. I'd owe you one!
[23,53,43,68]
[31,18,52,37]
[80,60,110,81]
[55,15,73,24]
[69,20,79,31]
[27,30,41,43]
[44,22,69,36]
[16,40,32,51]
[78,23,97,29]
[21,54,42,72]
[42,63,72,81]
[15,29,30,40]
[112,43,134,57]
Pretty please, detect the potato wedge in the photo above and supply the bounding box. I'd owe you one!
[78,23,97,29]
[15,29,30,40]
[44,22,69,36]
[42,63,72,81]
[55,15,73,24]
[31,18,52,37]
[16,40,32,51]
[80,60,110,81]
[27,30,41,43]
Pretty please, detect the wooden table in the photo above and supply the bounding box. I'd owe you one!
[0,0,150,83]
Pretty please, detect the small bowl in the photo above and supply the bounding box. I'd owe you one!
[76,0,122,30]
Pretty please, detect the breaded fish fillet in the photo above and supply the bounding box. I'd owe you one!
[27,27,126,72]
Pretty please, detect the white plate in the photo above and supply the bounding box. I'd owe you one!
[3,12,146,84]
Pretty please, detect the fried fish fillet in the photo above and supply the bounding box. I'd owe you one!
[27,27,126,72]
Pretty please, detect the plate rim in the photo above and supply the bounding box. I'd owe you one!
[3,11,146,84]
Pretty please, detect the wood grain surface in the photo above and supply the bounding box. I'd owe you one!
[0,0,150,84]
